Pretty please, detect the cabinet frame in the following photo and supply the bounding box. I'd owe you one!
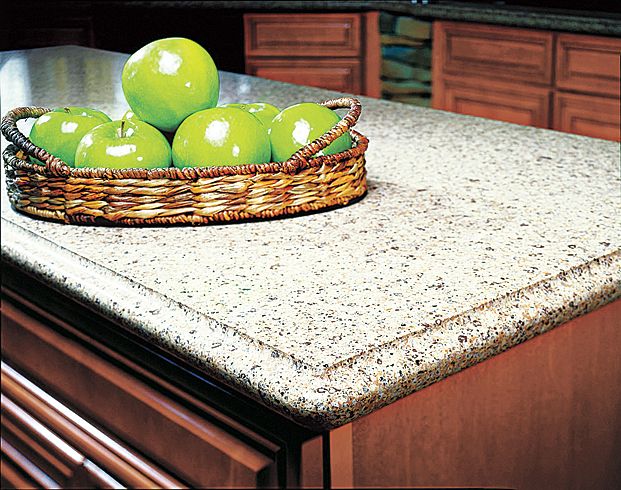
[1,262,322,489]
[244,12,381,97]
[432,20,621,141]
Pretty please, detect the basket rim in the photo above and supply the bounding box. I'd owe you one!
[3,131,368,181]
[1,97,367,180]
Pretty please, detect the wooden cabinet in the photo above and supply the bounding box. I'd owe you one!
[246,58,363,94]
[555,33,621,96]
[1,300,279,488]
[553,91,621,141]
[553,33,621,139]
[2,254,620,489]
[438,75,551,128]
[0,269,321,489]
[433,21,620,141]
[434,22,554,85]
[332,300,621,489]
[244,13,381,97]
[2,362,181,489]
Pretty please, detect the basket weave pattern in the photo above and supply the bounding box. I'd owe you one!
[2,98,368,225]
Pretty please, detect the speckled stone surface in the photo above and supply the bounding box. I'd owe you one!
[2,47,620,430]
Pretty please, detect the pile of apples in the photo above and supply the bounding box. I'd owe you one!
[28,38,352,170]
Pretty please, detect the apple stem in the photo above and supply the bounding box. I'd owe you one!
[118,120,126,138]
[64,107,71,114]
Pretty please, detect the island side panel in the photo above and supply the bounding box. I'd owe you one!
[347,300,621,489]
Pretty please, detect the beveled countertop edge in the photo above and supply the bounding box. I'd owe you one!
[2,217,619,430]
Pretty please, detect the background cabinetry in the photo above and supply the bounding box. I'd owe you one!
[433,21,620,141]
[244,13,381,97]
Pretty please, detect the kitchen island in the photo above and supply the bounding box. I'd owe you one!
[1,46,620,489]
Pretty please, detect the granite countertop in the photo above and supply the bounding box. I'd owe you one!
[1,46,620,430]
[120,0,621,36]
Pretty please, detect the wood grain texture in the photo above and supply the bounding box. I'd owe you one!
[433,21,554,86]
[0,299,277,488]
[246,58,362,94]
[244,12,380,97]
[1,438,58,489]
[553,91,621,141]
[437,75,551,128]
[330,423,353,489]
[1,452,41,490]
[244,13,361,58]
[1,361,179,489]
[351,300,621,489]
[363,11,381,98]
[300,435,323,488]
[555,33,621,97]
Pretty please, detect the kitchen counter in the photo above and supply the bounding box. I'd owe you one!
[119,0,621,36]
[1,46,620,430]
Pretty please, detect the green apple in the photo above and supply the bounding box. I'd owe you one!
[122,37,219,132]
[268,102,352,162]
[121,109,140,122]
[172,107,270,168]
[75,120,171,169]
[222,102,280,128]
[28,107,111,166]
[53,106,110,123]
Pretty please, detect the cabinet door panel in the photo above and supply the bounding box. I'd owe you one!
[556,33,621,97]
[553,92,620,141]
[244,13,361,57]
[247,58,362,94]
[1,300,277,488]
[433,21,553,85]
[438,76,551,128]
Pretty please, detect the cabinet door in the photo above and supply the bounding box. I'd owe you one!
[244,13,361,58]
[246,58,362,94]
[1,298,279,488]
[553,91,620,141]
[437,76,551,128]
[556,33,621,97]
[433,21,554,86]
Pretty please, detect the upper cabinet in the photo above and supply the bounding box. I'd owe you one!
[433,21,620,141]
[244,12,381,97]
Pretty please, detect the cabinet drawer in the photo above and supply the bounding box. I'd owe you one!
[246,58,362,93]
[244,13,361,57]
[556,33,621,97]
[1,362,180,489]
[433,21,554,85]
[1,299,279,488]
[437,76,551,128]
[553,92,620,141]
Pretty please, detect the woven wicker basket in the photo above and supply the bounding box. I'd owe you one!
[1,97,367,225]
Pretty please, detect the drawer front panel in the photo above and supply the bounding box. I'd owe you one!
[556,33,621,97]
[1,362,174,489]
[553,92,620,141]
[1,300,277,488]
[434,21,554,85]
[247,58,362,94]
[438,76,551,128]
[244,13,361,57]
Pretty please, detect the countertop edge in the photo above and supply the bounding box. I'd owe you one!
[2,218,620,430]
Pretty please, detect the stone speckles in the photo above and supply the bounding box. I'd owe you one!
[1,46,620,430]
